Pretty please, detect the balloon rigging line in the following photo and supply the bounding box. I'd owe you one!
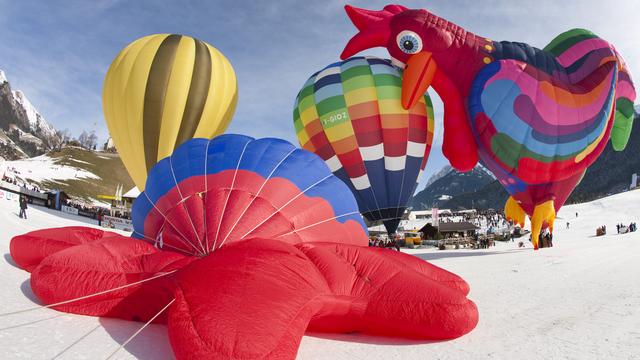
[238,173,334,240]
[364,107,390,222]
[169,155,206,254]
[217,147,297,250]
[0,313,62,332]
[355,97,383,222]
[0,270,177,318]
[203,140,211,253]
[148,222,195,255]
[51,323,102,360]
[212,141,250,252]
[104,298,175,360]
[143,191,204,256]
[135,230,193,255]
[394,115,413,222]
[367,186,385,228]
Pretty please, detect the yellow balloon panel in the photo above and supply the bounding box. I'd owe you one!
[102,34,237,190]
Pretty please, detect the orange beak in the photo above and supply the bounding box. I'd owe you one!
[401,52,437,110]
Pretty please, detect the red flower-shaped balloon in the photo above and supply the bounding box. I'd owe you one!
[10,136,478,359]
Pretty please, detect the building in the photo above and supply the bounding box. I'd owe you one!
[97,186,139,218]
[407,209,452,220]
[420,221,480,239]
[104,137,116,151]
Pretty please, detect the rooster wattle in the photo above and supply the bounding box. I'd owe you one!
[341,4,636,249]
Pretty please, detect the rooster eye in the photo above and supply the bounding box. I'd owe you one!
[396,31,423,54]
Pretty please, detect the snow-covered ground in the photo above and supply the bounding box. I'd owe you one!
[3,155,100,184]
[1,190,639,359]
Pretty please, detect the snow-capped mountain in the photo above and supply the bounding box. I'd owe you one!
[12,90,57,139]
[0,69,60,159]
[423,165,452,188]
[412,165,495,209]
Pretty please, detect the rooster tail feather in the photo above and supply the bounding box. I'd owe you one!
[611,47,636,151]
[545,29,635,151]
[543,28,598,57]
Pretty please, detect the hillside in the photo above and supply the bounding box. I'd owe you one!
[568,111,640,203]
[4,147,134,202]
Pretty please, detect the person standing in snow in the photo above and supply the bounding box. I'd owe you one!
[566,222,570,229]
[18,194,28,219]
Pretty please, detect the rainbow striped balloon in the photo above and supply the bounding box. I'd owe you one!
[293,56,434,234]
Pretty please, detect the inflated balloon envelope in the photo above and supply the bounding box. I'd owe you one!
[294,56,435,235]
[10,135,478,360]
[103,33,238,191]
[340,4,637,249]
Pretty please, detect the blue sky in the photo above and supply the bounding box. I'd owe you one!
[1,0,638,190]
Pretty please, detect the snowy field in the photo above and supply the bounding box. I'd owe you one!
[0,190,639,359]
[2,155,100,184]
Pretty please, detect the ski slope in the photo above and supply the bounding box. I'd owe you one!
[1,190,639,359]
[4,155,100,184]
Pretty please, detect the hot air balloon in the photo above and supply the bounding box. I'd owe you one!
[103,34,238,190]
[340,5,636,249]
[131,134,369,253]
[10,135,478,359]
[293,56,435,234]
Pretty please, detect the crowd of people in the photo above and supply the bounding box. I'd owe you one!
[368,236,401,251]
[468,211,509,230]
[476,235,495,249]
[538,229,553,247]
[596,222,638,236]
[2,174,43,193]
[62,199,131,221]
[616,222,637,234]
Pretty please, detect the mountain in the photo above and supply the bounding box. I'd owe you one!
[0,69,60,159]
[411,165,495,209]
[423,165,453,188]
[433,109,640,210]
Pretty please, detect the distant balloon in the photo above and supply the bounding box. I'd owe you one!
[103,34,238,190]
[293,56,434,234]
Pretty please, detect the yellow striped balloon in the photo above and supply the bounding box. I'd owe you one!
[103,34,238,190]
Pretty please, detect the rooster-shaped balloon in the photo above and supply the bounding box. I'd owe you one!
[341,4,636,249]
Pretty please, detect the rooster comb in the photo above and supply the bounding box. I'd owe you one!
[340,5,408,60]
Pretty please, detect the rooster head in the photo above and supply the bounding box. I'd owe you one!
[340,4,454,109]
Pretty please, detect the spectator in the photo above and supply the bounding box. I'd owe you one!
[18,195,28,219]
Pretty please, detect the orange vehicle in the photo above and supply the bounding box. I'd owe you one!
[403,232,422,246]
